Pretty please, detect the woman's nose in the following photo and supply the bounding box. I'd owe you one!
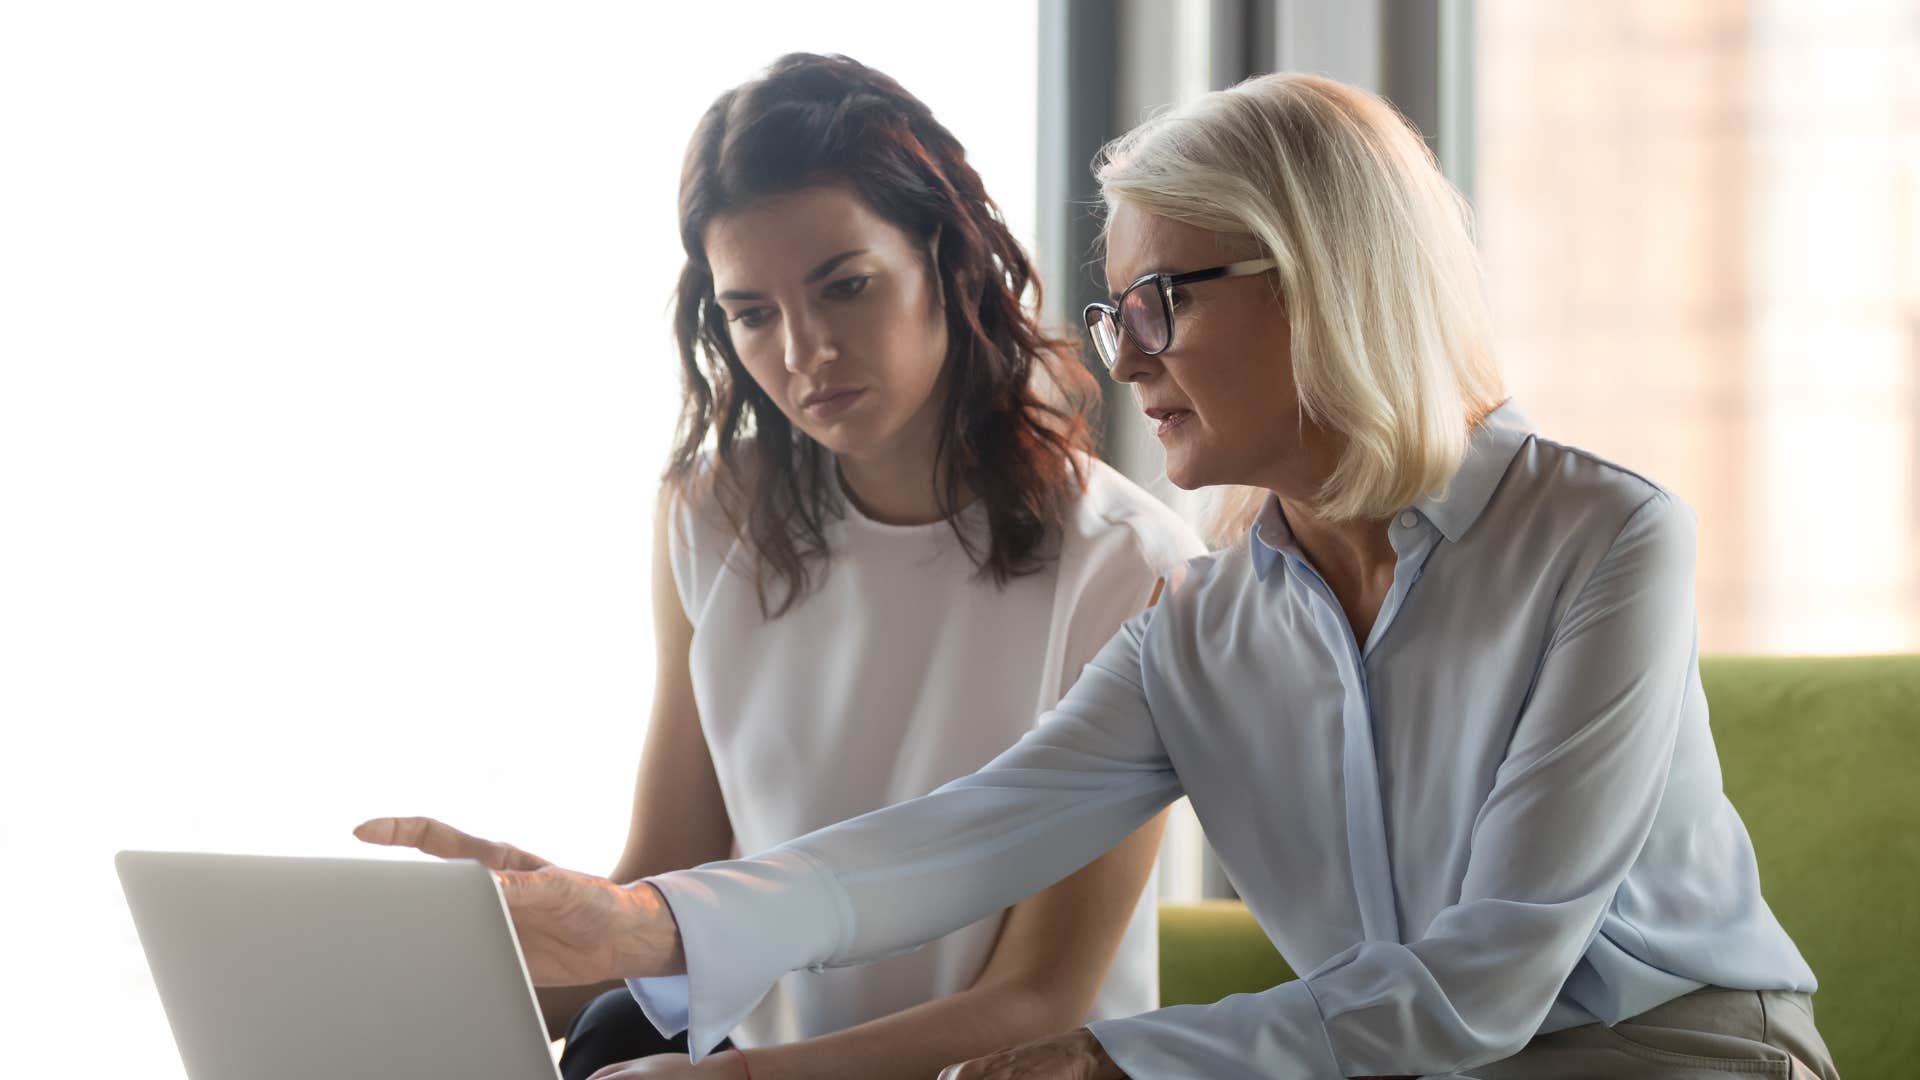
[1107,335,1158,384]
[783,311,839,375]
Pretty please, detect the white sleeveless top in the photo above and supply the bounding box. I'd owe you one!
[668,454,1204,1048]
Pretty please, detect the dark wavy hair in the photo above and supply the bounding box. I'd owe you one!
[667,53,1100,617]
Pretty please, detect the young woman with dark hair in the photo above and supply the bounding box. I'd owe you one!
[364,53,1202,1080]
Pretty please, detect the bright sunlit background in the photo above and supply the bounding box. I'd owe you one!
[1477,0,1920,655]
[0,3,1033,1073]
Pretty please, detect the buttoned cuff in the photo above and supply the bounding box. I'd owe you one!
[625,848,848,1060]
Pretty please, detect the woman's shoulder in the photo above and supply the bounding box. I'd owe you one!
[1058,455,1209,575]
[660,448,758,613]
[1499,433,1693,542]
[1479,434,1698,603]
[664,449,734,536]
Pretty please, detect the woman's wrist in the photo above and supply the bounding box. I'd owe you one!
[621,879,688,977]
[1072,1028,1126,1080]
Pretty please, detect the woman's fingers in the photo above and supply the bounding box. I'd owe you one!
[353,815,479,858]
[352,815,548,871]
[584,1054,693,1078]
[938,1029,1119,1079]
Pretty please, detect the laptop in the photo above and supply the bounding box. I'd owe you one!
[116,850,563,1080]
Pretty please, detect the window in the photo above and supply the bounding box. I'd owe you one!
[1476,0,1920,653]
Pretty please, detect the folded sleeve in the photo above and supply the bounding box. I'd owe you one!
[1090,493,1701,1078]
[630,611,1184,1058]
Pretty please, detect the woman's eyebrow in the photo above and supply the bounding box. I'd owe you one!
[716,249,870,302]
[1106,268,1153,303]
[804,249,869,283]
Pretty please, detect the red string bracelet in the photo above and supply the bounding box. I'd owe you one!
[731,1047,753,1080]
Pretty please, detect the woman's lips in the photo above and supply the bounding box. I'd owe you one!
[1145,408,1192,437]
[802,387,867,419]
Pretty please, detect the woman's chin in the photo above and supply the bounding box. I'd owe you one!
[797,417,878,458]
[1163,455,1207,491]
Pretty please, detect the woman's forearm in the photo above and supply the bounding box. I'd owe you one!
[634,625,1179,1055]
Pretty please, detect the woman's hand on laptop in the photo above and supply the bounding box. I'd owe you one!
[353,815,551,871]
[353,816,687,985]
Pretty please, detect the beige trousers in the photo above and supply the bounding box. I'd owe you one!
[1455,988,1840,1080]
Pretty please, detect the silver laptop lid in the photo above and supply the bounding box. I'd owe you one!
[116,851,560,1080]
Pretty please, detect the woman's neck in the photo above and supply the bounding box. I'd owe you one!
[1277,496,1398,644]
[834,376,971,526]
[1283,505,1396,579]
[836,448,953,525]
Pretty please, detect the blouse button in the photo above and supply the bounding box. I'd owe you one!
[1398,511,1419,529]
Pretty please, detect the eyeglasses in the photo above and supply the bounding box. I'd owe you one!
[1082,257,1278,371]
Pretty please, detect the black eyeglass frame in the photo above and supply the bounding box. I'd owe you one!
[1082,256,1279,370]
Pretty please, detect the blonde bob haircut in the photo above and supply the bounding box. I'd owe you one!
[1096,73,1506,545]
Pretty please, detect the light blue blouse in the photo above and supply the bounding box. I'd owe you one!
[631,403,1815,1078]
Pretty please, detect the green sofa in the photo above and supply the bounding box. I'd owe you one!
[1158,655,1920,1078]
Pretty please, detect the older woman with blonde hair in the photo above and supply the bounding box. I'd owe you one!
[364,72,1836,1079]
